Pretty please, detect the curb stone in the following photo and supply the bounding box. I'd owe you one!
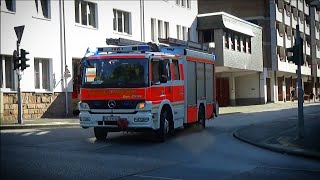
[0,123,79,130]
[233,129,320,160]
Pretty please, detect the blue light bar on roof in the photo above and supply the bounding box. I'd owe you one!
[138,45,151,51]
[96,45,151,53]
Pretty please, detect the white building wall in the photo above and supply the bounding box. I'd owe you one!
[143,0,198,42]
[1,0,199,93]
[1,0,62,92]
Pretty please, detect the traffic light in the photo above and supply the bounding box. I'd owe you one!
[286,37,303,66]
[20,49,30,71]
[13,50,21,70]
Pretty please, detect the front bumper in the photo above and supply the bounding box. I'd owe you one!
[79,110,158,131]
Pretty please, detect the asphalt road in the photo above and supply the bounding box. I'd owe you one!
[1,105,320,180]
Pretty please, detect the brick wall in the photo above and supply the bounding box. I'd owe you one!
[1,92,73,121]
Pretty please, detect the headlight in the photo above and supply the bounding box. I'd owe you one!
[79,102,90,110]
[136,102,146,109]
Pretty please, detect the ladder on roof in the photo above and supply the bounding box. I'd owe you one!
[158,37,210,52]
[105,37,211,52]
[106,38,146,46]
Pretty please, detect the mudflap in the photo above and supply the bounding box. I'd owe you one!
[117,118,129,130]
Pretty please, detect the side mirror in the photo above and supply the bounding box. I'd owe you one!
[151,81,161,86]
[160,75,168,83]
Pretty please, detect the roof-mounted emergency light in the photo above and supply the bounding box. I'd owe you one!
[97,45,151,53]
[85,45,151,57]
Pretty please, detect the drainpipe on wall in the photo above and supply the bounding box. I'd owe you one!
[140,0,145,42]
[59,0,68,117]
[0,89,3,121]
[62,0,68,117]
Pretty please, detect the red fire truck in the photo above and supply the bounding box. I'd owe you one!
[78,38,219,142]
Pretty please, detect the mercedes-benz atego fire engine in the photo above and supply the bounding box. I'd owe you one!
[79,38,219,142]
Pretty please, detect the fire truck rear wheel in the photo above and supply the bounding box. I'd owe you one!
[94,127,108,141]
[198,106,206,129]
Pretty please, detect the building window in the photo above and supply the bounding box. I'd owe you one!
[247,38,251,54]
[236,35,241,51]
[231,33,235,50]
[34,58,50,90]
[75,0,97,28]
[0,56,15,89]
[151,18,156,42]
[151,18,169,42]
[113,9,131,34]
[182,26,188,41]
[164,21,169,38]
[177,25,181,40]
[187,0,191,8]
[181,0,186,7]
[242,37,247,52]
[35,0,51,19]
[173,60,180,80]
[158,20,163,39]
[2,0,16,12]
[224,31,229,48]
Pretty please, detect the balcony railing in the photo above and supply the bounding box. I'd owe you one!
[306,43,311,55]
[305,22,310,35]
[284,10,291,26]
[277,30,284,46]
[276,4,283,22]
[305,3,309,15]
[297,0,303,11]
[285,33,292,48]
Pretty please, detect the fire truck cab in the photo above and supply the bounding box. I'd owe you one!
[79,38,219,142]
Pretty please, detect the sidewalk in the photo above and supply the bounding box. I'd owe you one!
[0,118,79,130]
[233,102,320,159]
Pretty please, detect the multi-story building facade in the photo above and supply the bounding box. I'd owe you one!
[198,0,320,103]
[0,0,197,121]
[197,12,264,106]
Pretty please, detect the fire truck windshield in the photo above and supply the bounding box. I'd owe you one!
[82,58,149,88]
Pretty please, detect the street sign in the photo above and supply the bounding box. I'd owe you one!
[14,25,25,44]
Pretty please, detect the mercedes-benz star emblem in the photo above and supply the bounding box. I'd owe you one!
[108,100,116,108]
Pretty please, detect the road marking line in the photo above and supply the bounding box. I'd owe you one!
[36,131,49,135]
[133,175,183,180]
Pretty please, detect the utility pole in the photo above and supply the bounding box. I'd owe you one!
[286,24,304,138]
[14,26,24,124]
[296,25,304,139]
[16,40,23,124]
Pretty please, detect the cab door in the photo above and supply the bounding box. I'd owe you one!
[149,58,165,104]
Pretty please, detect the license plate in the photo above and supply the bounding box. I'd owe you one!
[103,116,120,121]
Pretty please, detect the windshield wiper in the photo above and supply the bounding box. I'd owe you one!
[91,80,103,84]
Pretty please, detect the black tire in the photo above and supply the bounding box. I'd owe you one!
[156,110,170,142]
[94,127,108,141]
[198,106,206,129]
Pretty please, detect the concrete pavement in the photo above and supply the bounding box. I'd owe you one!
[1,101,319,160]
[233,102,320,159]
[0,118,79,130]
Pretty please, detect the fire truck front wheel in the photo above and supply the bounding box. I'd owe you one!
[94,127,108,141]
[156,109,173,142]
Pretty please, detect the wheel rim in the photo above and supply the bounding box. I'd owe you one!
[164,118,169,134]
